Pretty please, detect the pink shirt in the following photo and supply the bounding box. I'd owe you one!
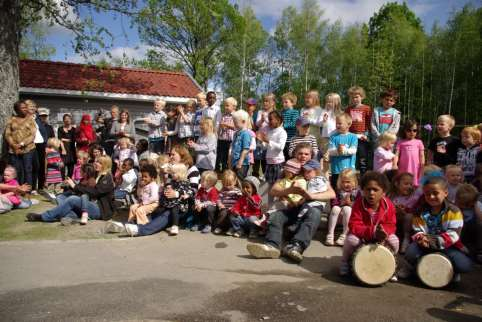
[1,179,21,205]
[396,139,424,186]
[373,146,395,173]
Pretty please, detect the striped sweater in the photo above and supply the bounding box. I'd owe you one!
[412,200,464,250]
[288,134,319,158]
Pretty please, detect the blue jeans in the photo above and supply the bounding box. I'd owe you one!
[405,242,473,273]
[230,215,258,233]
[41,195,101,222]
[114,189,128,199]
[137,208,171,236]
[9,151,34,186]
[15,198,32,209]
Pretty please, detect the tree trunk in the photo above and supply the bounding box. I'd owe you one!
[0,0,20,140]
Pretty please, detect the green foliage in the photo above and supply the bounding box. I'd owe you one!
[19,22,56,60]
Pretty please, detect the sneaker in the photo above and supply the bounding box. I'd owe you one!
[31,190,39,196]
[225,228,235,236]
[390,274,398,282]
[60,217,78,226]
[246,243,280,259]
[339,262,350,276]
[169,225,179,236]
[213,227,223,235]
[165,226,172,233]
[80,212,88,225]
[40,190,57,203]
[284,243,303,263]
[104,221,126,233]
[190,225,199,232]
[26,213,42,222]
[335,234,346,246]
[233,230,244,238]
[201,225,212,234]
[325,234,335,246]
[125,223,139,237]
[400,237,410,254]
[30,199,40,205]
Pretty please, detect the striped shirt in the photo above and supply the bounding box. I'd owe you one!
[218,113,235,141]
[288,134,319,158]
[218,187,242,209]
[282,108,300,141]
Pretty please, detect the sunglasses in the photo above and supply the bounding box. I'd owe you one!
[406,129,418,132]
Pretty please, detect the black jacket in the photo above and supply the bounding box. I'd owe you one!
[73,173,114,220]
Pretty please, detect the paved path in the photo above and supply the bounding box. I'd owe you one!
[0,231,481,321]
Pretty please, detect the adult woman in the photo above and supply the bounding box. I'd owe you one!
[76,114,97,152]
[110,109,136,141]
[25,99,47,192]
[27,155,115,224]
[104,145,200,236]
[57,114,76,177]
[4,100,36,185]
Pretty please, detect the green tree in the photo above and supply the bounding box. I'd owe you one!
[135,0,242,90]
[19,22,56,60]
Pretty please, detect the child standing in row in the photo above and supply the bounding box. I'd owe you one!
[127,165,159,225]
[371,89,401,142]
[288,117,318,158]
[301,90,323,149]
[457,126,481,183]
[216,97,237,172]
[188,117,217,173]
[144,98,167,154]
[253,94,276,179]
[345,86,372,176]
[281,92,300,160]
[320,93,342,169]
[326,169,358,246]
[45,138,64,195]
[396,120,425,186]
[428,115,461,168]
[328,113,358,188]
[229,110,252,179]
[373,132,397,173]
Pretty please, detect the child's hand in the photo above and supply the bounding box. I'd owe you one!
[375,225,387,242]
[337,144,345,155]
[417,234,430,248]
[217,200,225,209]
[323,113,329,122]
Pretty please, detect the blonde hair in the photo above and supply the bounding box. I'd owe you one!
[337,168,358,190]
[437,114,455,129]
[156,154,170,171]
[4,165,17,178]
[185,99,196,109]
[118,137,131,147]
[423,164,442,176]
[170,163,188,181]
[24,99,37,109]
[281,92,298,106]
[305,90,320,106]
[201,170,218,187]
[96,156,112,175]
[444,164,462,174]
[200,117,215,135]
[77,150,89,161]
[47,137,61,150]
[263,93,276,103]
[325,93,342,113]
[461,126,481,144]
[232,110,249,123]
[347,86,366,99]
[221,169,239,188]
[196,92,206,101]
[154,98,166,108]
[336,112,352,126]
[378,132,397,147]
[455,184,478,207]
[224,97,238,108]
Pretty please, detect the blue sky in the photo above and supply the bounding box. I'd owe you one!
[45,0,481,64]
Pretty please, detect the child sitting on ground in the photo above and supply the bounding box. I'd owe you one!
[127,164,159,225]
[214,170,242,235]
[268,159,306,213]
[340,171,398,281]
[455,184,482,262]
[72,151,89,183]
[155,154,171,186]
[228,176,262,238]
[445,164,463,203]
[0,166,22,214]
[389,172,418,253]
[326,168,358,247]
[404,176,473,282]
[193,170,219,233]
[373,132,397,173]
[113,137,139,171]
[114,158,137,200]
[457,126,481,183]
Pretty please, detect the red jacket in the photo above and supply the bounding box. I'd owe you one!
[195,186,219,207]
[348,195,396,241]
[230,194,262,218]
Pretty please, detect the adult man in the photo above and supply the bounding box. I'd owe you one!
[103,105,119,155]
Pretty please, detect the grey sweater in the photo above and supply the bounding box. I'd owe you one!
[193,134,217,170]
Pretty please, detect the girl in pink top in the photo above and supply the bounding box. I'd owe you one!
[0,166,21,206]
[396,120,425,186]
[373,132,397,173]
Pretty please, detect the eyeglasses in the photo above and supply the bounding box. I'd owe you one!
[406,129,418,132]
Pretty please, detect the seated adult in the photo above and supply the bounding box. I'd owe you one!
[246,144,335,263]
[26,156,114,224]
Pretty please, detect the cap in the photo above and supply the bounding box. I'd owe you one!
[303,159,321,171]
[296,117,310,126]
[38,108,49,116]
[246,98,257,105]
[284,159,302,174]
[243,176,260,193]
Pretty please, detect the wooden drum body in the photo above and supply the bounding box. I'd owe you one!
[417,253,454,288]
[352,244,396,286]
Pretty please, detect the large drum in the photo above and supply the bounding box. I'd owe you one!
[352,244,396,286]
[417,253,454,288]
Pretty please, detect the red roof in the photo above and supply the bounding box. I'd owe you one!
[19,59,201,98]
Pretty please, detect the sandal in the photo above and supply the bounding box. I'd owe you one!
[335,234,346,246]
[325,234,334,246]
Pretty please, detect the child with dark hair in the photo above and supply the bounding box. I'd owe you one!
[127,164,159,225]
[405,176,472,282]
[455,184,482,262]
[340,171,398,280]
[371,88,401,142]
[396,120,425,186]
[136,139,150,160]
[114,158,137,200]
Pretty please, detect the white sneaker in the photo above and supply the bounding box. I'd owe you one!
[246,243,280,259]
[30,199,40,205]
[165,226,172,233]
[169,225,179,236]
[125,223,139,237]
[104,221,126,234]
[80,212,88,225]
[453,273,461,283]
[390,275,398,282]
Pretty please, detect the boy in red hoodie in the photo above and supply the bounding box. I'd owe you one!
[228,176,262,238]
[340,171,399,278]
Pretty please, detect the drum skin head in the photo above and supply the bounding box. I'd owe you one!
[417,253,454,289]
[352,244,396,286]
